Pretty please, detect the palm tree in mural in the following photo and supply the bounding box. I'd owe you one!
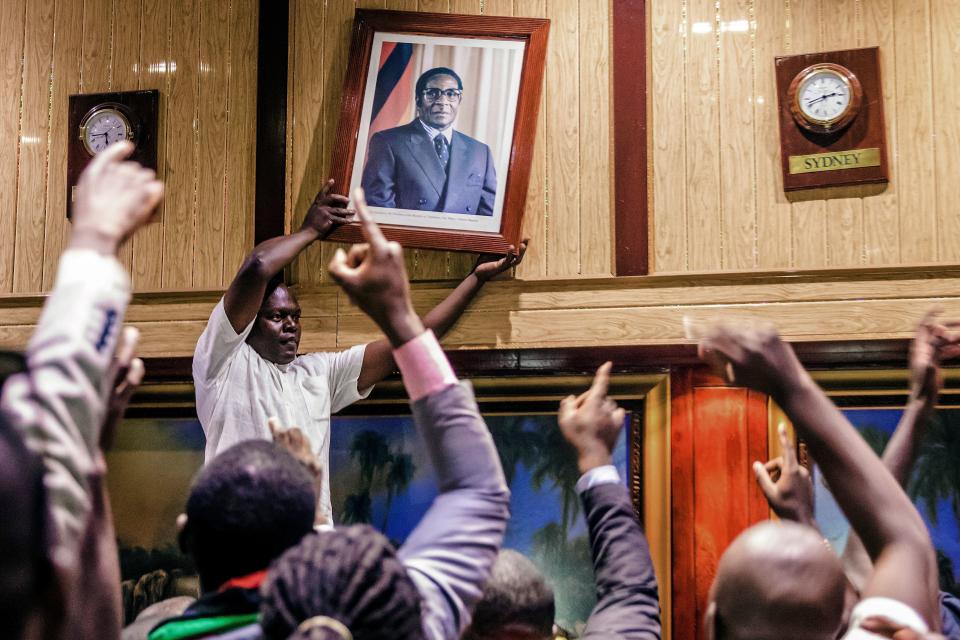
[351,430,391,492]
[910,411,960,521]
[486,416,543,487]
[529,423,582,538]
[342,492,372,524]
[381,451,415,531]
[856,425,891,458]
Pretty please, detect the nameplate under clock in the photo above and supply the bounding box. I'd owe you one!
[775,47,888,191]
[66,90,160,219]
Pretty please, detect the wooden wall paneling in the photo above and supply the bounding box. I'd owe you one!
[753,0,792,269]
[79,0,114,94]
[719,0,757,271]
[483,0,513,16]
[684,0,722,271]
[111,0,145,274]
[12,0,55,294]
[931,0,960,262]
[643,376,672,640]
[222,0,258,284]
[545,0,580,276]
[133,0,171,290]
[417,0,450,14]
[162,0,201,289]
[788,0,828,269]
[578,0,612,276]
[515,0,548,279]
[893,0,936,263]
[821,0,865,268]
[650,0,687,273]
[41,0,84,290]
[861,0,900,265]
[193,0,231,289]
[670,368,696,640]
[0,0,27,293]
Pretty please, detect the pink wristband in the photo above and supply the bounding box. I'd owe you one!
[393,330,458,401]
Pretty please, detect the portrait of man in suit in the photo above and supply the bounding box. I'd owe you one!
[360,66,497,216]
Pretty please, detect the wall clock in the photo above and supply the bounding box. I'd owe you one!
[775,48,888,191]
[66,90,159,218]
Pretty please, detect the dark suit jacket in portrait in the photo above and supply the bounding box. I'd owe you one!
[361,120,497,216]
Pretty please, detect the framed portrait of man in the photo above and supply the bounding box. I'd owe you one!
[327,10,550,254]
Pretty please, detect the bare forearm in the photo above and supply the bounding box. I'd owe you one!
[883,395,935,486]
[423,272,484,339]
[774,375,928,559]
[241,227,320,281]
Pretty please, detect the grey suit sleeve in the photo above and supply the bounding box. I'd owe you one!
[580,482,662,640]
[0,250,131,568]
[398,381,511,640]
[360,132,398,208]
[477,145,496,216]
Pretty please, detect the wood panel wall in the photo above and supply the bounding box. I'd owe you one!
[285,0,614,284]
[651,0,960,273]
[0,0,258,295]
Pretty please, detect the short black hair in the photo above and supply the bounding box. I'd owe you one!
[260,525,424,640]
[415,67,463,99]
[0,414,51,639]
[181,440,316,592]
[462,550,555,640]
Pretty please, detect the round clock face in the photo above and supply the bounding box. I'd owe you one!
[788,63,863,134]
[798,69,851,123]
[80,107,134,156]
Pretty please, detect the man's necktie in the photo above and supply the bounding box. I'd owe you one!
[434,135,449,171]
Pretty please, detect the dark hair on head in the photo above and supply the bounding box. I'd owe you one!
[463,549,555,639]
[182,440,316,592]
[260,525,424,640]
[0,414,52,639]
[415,67,463,99]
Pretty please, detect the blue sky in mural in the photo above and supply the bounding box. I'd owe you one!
[815,408,960,588]
[328,412,630,628]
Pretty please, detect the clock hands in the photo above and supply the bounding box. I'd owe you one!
[806,91,842,106]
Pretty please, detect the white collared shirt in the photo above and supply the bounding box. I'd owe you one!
[419,119,453,145]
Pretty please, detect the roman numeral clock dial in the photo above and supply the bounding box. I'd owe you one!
[787,62,862,134]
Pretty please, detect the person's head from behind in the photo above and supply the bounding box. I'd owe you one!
[260,525,423,640]
[0,415,55,640]
[178,440,316,593]
[706,520,846,640]
[246,279,303,365]
[415,67,464,130]
[461,550,555,640]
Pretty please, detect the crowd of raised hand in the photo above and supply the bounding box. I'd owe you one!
[0,142,956,640]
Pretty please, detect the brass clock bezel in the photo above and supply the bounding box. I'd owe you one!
[78,104,135,156]
[787,63,863,134]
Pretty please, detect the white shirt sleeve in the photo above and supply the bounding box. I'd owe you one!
[192,298,254,388]
[575,465,622,495]
[311,343,373,413]
[842,597,929,639]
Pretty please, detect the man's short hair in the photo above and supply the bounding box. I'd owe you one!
[415,67,464,97]
[463,550,555,639]
[0,414,51,639]
[181,440,316,592]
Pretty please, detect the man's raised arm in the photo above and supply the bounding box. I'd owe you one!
[328,190,510,639]
[698,322,941,630]
[222,179,354,332]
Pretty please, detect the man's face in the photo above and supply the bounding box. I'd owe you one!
[246,285,302,365]
[416,74,462,130]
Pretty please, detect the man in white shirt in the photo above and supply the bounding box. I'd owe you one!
[193,181,525,524]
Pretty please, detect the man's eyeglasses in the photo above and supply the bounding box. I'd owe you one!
[421,88,463,102]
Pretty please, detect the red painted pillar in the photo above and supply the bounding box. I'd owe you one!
[670,366,770,640]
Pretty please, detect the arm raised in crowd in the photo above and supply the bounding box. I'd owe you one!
[699,321,941,630]
[0,140,162,638]
[328,189,510,640]
[560,363,661,639]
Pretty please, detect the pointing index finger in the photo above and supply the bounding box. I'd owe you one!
[353,187,387,247]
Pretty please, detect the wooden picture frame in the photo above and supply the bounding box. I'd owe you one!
[326,10,549,255]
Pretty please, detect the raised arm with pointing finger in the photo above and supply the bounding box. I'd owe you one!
[193,178,526,522]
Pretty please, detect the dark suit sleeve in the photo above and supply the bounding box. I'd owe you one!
[580,482,662,639]
[477,145,496,216]
[360,132,397,208]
